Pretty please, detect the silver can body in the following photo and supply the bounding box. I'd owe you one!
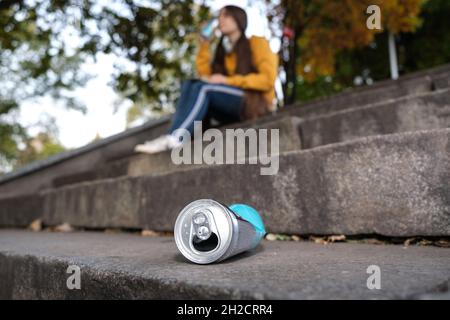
[174,199,264,264]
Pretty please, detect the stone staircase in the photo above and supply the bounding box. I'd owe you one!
[0,64,449,299]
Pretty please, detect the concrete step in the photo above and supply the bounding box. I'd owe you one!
[433,72,450,90]
[284,64,450,119]
[1,128,448,236]
[299,88,450,149]
[0,230,449,299]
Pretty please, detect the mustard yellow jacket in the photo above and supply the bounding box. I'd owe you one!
[195,36,278,106]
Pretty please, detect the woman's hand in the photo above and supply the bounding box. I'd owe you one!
[208,74,228,84]
[198,34,209,45]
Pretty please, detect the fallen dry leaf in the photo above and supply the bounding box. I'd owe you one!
[53,223,74,233]
[363,238,386,245]
[434,239,450,248]
[310,236,328,245]
[417,239,433,246]
[141,229,160,237]
[403,237,417,247]
[276,234,292,241]
[28,219,42,232]
[265,233,277,241]
[328,235,346,243]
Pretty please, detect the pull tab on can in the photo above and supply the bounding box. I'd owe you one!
[174,199,266,264]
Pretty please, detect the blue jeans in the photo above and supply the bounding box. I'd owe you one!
[169,79,244,137]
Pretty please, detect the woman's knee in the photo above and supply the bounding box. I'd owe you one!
[178,80,206,103]
[175,81,209,112]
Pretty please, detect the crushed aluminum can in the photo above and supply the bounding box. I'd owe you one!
[174,199,266,264]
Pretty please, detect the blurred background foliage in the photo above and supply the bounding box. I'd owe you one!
[1,0,449,172]
[268,0,446,103]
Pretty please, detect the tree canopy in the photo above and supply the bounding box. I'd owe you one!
[268,0,426,102]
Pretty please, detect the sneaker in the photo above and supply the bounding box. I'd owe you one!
[134,134,182,154]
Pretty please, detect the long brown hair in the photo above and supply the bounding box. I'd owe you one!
[211,5,269,120]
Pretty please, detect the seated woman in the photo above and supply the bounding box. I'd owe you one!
[135,5,278,154]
